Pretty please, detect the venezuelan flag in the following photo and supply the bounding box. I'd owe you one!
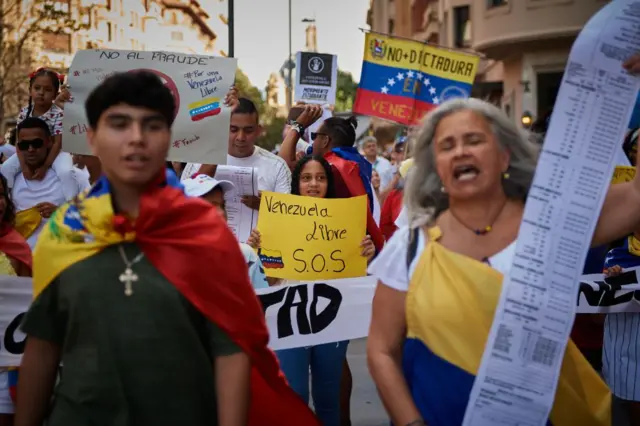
[404,227,610,425]
[354,33,480,125]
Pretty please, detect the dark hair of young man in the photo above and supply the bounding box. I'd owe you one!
[322,116,358,148]
[234,97,259,119]
[16,117,52,138]
[85,71,176,129]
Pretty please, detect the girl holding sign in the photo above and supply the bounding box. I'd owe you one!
[248,154,375,426]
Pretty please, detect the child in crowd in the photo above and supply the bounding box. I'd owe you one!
[2,68,74,186]
[182,174,269,290]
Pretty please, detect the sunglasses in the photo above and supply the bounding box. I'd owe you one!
[17,138,45,151]
[311,132,327,141]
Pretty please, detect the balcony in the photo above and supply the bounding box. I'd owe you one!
[472,0,608,59]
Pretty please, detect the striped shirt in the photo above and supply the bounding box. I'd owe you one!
[602,241,640,401]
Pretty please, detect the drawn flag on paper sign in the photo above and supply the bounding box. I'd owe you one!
[189,97,221,121]
[354,33,480,125]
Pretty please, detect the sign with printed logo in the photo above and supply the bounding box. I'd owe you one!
[295,52,338,105]
[63,49,237,164]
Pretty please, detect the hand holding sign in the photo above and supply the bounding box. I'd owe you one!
[256,192,367,280]
[63,49,237,164]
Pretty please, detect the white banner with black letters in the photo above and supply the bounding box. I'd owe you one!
[577,267,640,313]
[295,51,338,105]
[0,276,376,366]
[3,272,640,366]
[257,278,376,350]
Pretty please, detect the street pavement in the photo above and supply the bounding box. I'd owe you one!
[348,338,388,426]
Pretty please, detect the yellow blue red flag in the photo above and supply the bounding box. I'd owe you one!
[354,33,480,125]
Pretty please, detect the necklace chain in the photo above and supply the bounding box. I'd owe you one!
[118,245,144,296]
[449,200,508,236]
[118,245,144,266]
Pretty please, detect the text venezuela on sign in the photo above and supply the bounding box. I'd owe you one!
[354,33,480,125]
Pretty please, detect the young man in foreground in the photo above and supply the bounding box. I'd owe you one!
[16,71,318,426]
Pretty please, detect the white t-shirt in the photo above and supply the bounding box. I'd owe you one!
[0,144,15,161]
[181,146,292,194]
[394,206,409,229]
[371,156,394,192]
[75,166,90,182]
[227,146,291,193]
[13,169,68,249]
[368,226,516,292]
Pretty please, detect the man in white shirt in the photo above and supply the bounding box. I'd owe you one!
[2,117,89,248]
[362,136,394,192]
[182,98,291,210]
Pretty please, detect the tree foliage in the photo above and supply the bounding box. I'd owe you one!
[234,68,282,152]
[234,68,264,115]
[335,70,358,113]
[0,0,87,126]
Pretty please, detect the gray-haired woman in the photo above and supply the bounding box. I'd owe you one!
[366,91,640,425]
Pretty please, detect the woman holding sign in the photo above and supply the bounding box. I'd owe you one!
[366,72,640,426]
[248,154,375,426]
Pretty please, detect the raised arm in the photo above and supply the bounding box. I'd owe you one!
[278,104,323,170]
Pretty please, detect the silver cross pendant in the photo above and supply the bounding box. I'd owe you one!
[119,267,138,296]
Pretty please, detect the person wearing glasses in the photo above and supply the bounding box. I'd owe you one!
[3,117,89,249]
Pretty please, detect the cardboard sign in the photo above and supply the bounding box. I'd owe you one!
[63,49,237,164]
[256,192,367,281]
[295,52,338,105]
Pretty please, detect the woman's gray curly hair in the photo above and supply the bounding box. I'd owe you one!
[404,98,540,227]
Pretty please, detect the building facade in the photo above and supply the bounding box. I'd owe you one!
[3,0,217,127]
[366,0,609,125]
[37,0,217,68]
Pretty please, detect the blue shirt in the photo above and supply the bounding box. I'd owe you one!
[240,243,269,290]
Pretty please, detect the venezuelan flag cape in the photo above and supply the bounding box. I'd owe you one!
[404,227,610,425]
[14,207,42,240]
[325,151,385,252]
[604,236,640,270]
[354,33,480,125]
[0,225,32,273]
[33,170,320,426]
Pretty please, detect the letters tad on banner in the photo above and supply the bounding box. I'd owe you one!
[353,33,479,126]
[295,52,338,105]
[63,49,238,164]
[256,192,367,281]
[257,277,376,350]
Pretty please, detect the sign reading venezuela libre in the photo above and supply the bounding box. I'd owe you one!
[354,33,480,125]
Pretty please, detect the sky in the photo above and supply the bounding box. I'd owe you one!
[207,0,371,92]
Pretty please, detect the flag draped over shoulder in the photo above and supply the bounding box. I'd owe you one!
[354,33,479,125]
[0,225,32,273]
[33,170,320,426]
[325,151,384,252]
[405,227,610,425]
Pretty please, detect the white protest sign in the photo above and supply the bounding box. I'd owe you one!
[256,277,376,350]
[577,268,640,313]
[295,52,338,105]
[0,276,30,367]
[0,276,376,366]
[6,272,634,367]
[63,49,237,164]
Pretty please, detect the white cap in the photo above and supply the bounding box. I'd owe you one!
[183,174,235,197]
